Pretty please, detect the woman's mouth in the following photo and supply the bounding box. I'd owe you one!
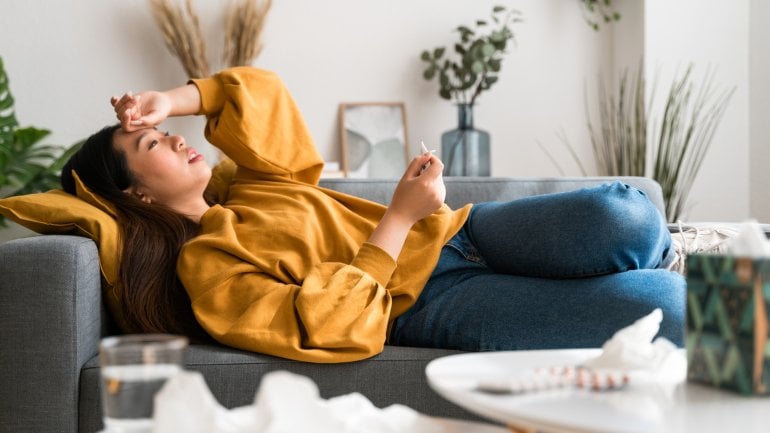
[187,148,204,163]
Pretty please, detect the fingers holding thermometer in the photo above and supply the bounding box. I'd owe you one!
[420,141,437,174]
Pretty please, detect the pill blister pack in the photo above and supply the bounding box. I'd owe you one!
[475,366,630,395]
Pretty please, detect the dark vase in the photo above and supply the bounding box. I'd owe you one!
[441,103,491,176]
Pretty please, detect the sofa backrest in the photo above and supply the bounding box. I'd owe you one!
[319,176,666,216]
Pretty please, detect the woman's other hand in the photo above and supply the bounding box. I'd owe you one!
[388,152,446,225]
[111,91,172,132]
[366,153,446,260]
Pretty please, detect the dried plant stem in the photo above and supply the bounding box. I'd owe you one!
[652,66,735,221]
[588,66,648,178]
[148,0,210,78]
[223,0,272,67]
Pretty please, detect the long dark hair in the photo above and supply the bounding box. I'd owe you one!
[61,124,211,342]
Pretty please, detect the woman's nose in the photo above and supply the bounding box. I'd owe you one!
[169,135,185,150]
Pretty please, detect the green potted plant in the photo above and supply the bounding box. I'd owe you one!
[0,56,82,229]
[588,65,735,221]
[420,5,521,176]
[545,63,734,222]
[580,0,621,31]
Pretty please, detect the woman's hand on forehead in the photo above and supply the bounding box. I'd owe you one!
[111,91,172,133]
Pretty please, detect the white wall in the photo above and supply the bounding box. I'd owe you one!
[750,0,770,220]
[645,0,751,221]
[0,0,764,222]
[0,0,611,173]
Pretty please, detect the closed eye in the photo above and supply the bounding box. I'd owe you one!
[147,132,169,150]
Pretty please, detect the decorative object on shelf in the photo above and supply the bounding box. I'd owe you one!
[580,0,621,31]
[148,0,272,78]
[0,56,82,227]
[420,4,521,176]
[441,103,490,176]
[320,161,345,179]
[338,102,409,178]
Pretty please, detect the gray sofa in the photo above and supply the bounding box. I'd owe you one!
[0,176,666,433]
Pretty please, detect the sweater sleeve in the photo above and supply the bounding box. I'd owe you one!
[190,67,324,184]
[178,211,399,363]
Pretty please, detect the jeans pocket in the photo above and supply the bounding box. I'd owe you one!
[445,228,487,266]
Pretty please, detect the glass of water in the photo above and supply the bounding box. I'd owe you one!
[99,334,188,433]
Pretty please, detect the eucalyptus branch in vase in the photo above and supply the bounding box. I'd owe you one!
[420,5,521,176]
[420,5,522,107]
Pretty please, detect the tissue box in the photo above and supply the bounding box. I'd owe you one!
[686,254,770,395]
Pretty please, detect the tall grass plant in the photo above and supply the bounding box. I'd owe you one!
[584,64,734,222]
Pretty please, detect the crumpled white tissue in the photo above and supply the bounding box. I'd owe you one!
[726,220,770,257]
[152,370,444,433]
[582,308,686,384]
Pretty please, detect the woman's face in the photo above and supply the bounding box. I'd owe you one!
[112,127,212,209]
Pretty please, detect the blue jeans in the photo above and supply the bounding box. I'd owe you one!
[390,182,685,351]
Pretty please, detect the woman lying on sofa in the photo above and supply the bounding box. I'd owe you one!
[59,66,685,363]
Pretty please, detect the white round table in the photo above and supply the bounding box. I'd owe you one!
[426,349,770,433]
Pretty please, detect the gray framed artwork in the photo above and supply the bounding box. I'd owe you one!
[339,102,409,178]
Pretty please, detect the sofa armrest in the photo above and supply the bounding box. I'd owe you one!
[0,235,103,433]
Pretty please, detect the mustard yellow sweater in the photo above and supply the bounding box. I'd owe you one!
[178,67,471,363]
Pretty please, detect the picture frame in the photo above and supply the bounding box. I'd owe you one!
[339,102,409,178]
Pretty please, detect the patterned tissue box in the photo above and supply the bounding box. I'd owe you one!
[686,254,770,395]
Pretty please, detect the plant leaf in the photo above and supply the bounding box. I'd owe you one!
[484,76,498,86]
[0,57,19,149]
[418,5,520,105]
[14,126,51,148]
[482,43,496,58]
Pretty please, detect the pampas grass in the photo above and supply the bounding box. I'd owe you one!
[149,0,210,78]
[147,0,272,77]
[223,0,272,67]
